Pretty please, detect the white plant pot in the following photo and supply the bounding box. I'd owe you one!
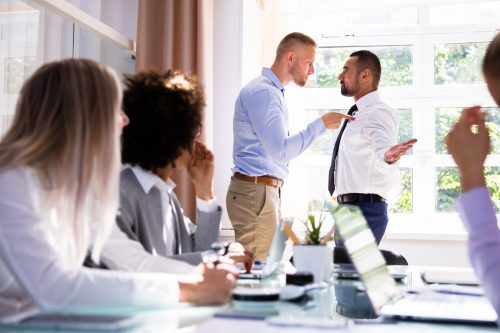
[293,244,332,283]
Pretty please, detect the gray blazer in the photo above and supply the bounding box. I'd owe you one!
[116,168,222,265]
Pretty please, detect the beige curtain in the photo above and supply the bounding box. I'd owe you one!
[135,0,213,221]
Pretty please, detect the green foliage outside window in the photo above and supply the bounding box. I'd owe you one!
[434,42,487,85]
[309,46,413,88]
[436,167,500,213]
[435,106,500,213]
[435,107,500,154]
[391,109,413,214]
[391,168,413,214]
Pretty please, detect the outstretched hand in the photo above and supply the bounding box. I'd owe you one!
[383,138,418,164]
[188,140,214,200]
[321,112,355,129]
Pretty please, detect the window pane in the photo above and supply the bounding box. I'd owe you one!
[434,42,488,85]
[430,1,500,25]
[306,165,330,204]
[397,108,412,154]
[436,167,500,213]
[5,57,36,94]
[308,6,417,29]
[435,107,500,154]
[310,46,412,88]
[390,168,413,214]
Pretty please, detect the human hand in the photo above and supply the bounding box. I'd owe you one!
[383,138,418,164]
[445,106,489,191]
[188,141,214,201]
[223,243,254,272]
[178,262,237,305]
[321,112,355,129]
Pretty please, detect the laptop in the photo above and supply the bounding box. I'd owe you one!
[332,205,498,326]
[334,263,409,281]
[238,218,288,280]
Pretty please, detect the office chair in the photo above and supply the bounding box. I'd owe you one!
[333,246,408,266]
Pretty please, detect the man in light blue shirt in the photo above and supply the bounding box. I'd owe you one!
[226,32,352,260]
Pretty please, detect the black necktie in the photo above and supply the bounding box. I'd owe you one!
[328,104,357,195]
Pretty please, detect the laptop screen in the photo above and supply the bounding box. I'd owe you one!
[332,205,399,312]
[261,218,288,277]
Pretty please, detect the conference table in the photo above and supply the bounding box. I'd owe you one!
[0,266,496,333]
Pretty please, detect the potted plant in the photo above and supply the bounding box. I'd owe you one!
[293,200,334,282]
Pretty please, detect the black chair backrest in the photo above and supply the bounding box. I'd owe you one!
[333,246,408,266]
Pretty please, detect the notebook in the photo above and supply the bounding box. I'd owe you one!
[239,218,288,280]
[332,205,498,326]
[1,313,140,331]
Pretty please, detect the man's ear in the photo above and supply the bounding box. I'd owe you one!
[360,69,371,84]
[287,51,294,65]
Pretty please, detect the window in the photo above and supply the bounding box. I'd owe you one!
[5,56,36,93]
[0,0,136,139]
[262,1,499,236]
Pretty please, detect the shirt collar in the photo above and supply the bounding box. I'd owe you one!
[262,67,284,93]
[356,90,380,112]
[129,165,176,195]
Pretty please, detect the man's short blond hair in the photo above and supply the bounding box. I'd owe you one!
[275,32,316,60]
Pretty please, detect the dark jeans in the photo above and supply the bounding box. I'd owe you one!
[335,201,388,246]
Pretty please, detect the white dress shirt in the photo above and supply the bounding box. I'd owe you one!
[334,90,399,199]
[100,166,217,275]
[0,166,181,323]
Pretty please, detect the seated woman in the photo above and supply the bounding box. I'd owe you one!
[445,32,500,323]
[100,70,252,274]
[0,59,236,323]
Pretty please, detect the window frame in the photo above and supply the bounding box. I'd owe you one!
[282,11,500,238]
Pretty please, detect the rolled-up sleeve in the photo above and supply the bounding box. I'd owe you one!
[246,89,325,163]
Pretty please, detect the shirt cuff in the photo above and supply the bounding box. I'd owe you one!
[312,117,326,135]
[456,187,496,233]
[196,196,218,213]
[375,155,399,172]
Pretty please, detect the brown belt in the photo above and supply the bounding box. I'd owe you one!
[234,172,283,188]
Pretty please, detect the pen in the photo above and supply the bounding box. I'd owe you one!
[283,222,300,245]
[434,289,483,297]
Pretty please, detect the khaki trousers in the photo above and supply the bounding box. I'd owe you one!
[226,177,280,261]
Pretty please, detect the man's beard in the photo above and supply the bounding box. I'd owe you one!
[293,74,307,87]
[340,82,358,97]
[291,65,308,87]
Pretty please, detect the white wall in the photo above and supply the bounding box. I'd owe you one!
[213,0,241,229]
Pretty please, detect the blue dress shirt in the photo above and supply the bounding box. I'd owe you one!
[231,68,325,180]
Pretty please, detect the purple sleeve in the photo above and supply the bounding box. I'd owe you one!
[457,187,500,320]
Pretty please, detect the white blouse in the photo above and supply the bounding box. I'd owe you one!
[0,167,180,323]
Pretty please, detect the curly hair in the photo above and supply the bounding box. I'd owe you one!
[121,70,204,173]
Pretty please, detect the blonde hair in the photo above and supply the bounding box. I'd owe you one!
[275,32,317,61]
[0,59,122,264]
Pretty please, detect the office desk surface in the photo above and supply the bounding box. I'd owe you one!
[0,267,496,332]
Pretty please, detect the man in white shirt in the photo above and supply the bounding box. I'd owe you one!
[101,70,252,274]
[328,50,417,245]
